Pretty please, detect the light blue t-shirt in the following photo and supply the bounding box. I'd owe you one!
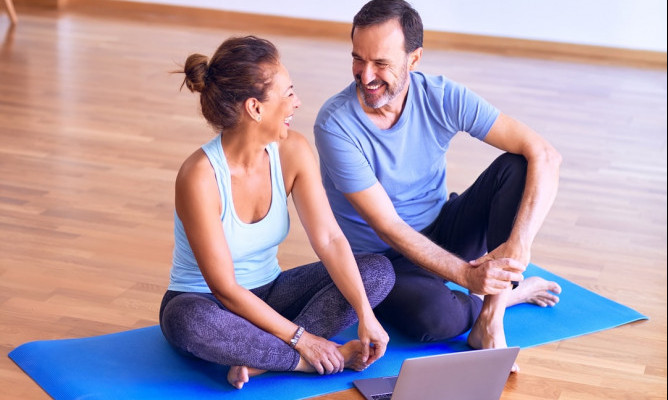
[314,72,499,253]
[168,135,289,292]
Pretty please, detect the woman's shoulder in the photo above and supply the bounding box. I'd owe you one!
[278,130,312,159]
[176,148,216,192]
[277,130,317,191]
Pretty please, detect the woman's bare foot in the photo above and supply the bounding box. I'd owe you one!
[294,339,371,373]
[507,276,561,307]
[338,340,370,371]
[227,339,374,388]
[227,365,267,389]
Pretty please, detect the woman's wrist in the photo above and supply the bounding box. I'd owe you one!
[354,300,375,320]
[289,326,305,348]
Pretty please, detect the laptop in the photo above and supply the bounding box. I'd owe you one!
[353,347,519,400]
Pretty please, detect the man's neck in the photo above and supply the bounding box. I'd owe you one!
[358,86,409,131]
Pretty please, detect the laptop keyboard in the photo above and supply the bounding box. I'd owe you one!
[371,393,393,400]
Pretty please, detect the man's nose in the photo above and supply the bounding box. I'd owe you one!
[358,63,376,85]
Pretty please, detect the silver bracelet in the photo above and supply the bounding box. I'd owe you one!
[289,326,305,348]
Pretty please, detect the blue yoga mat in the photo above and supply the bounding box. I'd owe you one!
[9,264,647,400]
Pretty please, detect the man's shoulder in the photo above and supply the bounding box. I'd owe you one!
[315,82,358,131]
[410,71,459,96]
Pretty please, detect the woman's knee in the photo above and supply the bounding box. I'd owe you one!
[160,293,218,349]
[356,253,396,305]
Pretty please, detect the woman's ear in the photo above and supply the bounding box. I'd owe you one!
[245,98,263,123]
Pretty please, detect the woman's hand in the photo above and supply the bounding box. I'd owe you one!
[357,315,389,367]
[294,331,345,374]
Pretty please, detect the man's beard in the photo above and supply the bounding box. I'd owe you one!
[356,64,408,109]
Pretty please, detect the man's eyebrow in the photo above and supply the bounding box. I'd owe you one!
[351,52,390,63]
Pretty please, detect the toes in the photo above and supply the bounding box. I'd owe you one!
[546,294,560,306]
[532,299,547,307]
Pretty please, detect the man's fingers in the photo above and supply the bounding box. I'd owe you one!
[504,258,527,273]
[469,255,487,267]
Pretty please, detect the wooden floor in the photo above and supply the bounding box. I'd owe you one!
[1,4,666,400]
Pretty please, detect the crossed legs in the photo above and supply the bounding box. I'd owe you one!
[160,253,394,383]
[376,153,560,369]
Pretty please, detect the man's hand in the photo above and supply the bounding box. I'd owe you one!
[482,241,531,267]
[466,256,525,295]
[294,331,345,374]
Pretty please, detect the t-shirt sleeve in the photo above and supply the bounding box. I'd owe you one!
[314,125,377,194]
[442,80,499,140]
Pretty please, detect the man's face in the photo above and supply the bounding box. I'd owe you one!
[352,19,411,109]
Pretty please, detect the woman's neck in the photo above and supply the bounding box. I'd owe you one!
[220,126,268,171]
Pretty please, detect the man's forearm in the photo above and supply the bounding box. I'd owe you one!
[378,219,471,286]
[506,150,561,261]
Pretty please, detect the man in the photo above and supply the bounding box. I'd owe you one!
[314,0,562,372]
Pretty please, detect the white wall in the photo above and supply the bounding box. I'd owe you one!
[118,0,667,52]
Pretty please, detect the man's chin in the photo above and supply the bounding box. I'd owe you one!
[362,95,388,109]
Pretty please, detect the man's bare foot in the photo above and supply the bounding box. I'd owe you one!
[508,276,561,307]
[467,309,520,373]
[467,308,505,350]
[465,276,559,374]
[227,365,267,389]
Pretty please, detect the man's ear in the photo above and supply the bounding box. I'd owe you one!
[245,98,263,123]
[408,47,423,71]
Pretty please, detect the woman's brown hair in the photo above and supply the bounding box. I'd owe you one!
[180,36,279,132]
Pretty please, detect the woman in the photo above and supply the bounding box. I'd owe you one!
[159,36,395,390]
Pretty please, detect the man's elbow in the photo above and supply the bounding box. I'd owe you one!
[547,145,562,171]
[531,142,562,172]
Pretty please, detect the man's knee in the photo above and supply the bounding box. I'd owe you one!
[409,301,476,342]
[378,284,482,342]
[496,153,527,178]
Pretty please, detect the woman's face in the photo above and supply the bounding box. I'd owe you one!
[261,62,301,141]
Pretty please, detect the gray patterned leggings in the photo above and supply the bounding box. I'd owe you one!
[159,253,394,371]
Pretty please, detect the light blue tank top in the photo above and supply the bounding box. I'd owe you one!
[168,135,289,292]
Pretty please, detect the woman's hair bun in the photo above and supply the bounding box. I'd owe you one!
[182,53,209,93]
